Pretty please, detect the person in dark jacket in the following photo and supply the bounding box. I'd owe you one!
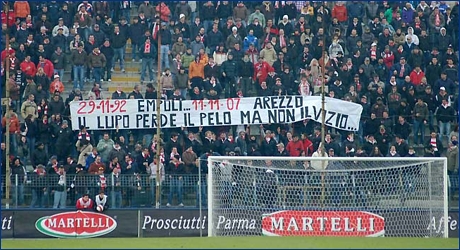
[139,38,156,83]
[100,39,114,82]
[31,142,48,169]
[48,94,66,116]
[30,164,48,208]
[110,26,127,72]
[10,157,27,206]
[239,54,255,96]
[129,17,146,62]
[260,130,277,156]
[220,53,238,98]
[56,120,73,161]
[158,22,172,70]
[167,155,185,207]
[274,142,289,156]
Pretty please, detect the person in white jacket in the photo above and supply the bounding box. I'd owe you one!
[311,143,328,170]
[405,27,419,45]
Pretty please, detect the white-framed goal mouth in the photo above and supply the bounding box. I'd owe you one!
[206,157,448,238]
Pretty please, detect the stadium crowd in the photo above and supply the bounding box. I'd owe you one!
[0,1,459,208]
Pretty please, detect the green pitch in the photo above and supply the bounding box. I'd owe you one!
[2,237,459,249]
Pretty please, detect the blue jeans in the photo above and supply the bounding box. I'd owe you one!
[438,121,451,137]
[54,69,64,80]
[121,9,130,22]
[111,190,122,208]
[131,43,139,61]
[195,179,207,207]
[13,184,24,207]
[427,110,434,131]
[73,65,85,90]
[92,67,102,84]
[78,27,90,40]
[203,20,213,33]
[160,45,170,70]
[168,177,183,205]
[30,188,46,208]
[53,190,67,208]
[150,178,162,206]
[141,58,154,82]
[113,48,125,70]
[179,88,187,99]
[413,120,425,144]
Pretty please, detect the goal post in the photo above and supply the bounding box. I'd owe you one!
[207,156,448,238]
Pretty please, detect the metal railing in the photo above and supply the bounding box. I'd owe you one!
[2,174,206,209]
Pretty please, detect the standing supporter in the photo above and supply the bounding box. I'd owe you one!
[100,39,114,82]
[70,44,87,90]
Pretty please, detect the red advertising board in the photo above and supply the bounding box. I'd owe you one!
[261,210,385,237]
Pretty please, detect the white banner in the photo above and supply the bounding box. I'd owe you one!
[69,96,363,131]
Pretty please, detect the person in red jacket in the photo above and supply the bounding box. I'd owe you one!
[155,2,171,22]
[301,133,314,157]
[76,194,94,210]
[409,66,425,85]
[49,74,65,94]
[20,55,36,77]
[331,2,348,23]
[1,8,15,27]
[37,56,54,79]
[253,56,273,85]
[286,134,305,157]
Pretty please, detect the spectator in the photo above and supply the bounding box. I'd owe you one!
[87,47,106,85]
[70,44,86,90]
[436,98,456,138]
[167,155,185,207]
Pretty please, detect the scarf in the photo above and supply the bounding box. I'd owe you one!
[38,105,48,116]
[99,174,107,188]
[144,42,151,53]
[78,132,90,141]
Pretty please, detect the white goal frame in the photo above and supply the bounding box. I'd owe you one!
[207,156,448,238]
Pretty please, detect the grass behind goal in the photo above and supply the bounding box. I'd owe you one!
[207,157,448,238]
[2,237,458,249]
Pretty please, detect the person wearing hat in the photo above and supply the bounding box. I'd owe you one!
[51,164,67,208]
[226,25,243,49]
[436,70,455,94]
[49,72,65,94]
[30,163,48,208]
[52,18,70,37]
[274,142,289,156]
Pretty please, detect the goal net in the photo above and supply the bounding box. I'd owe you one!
[207,156,448,238]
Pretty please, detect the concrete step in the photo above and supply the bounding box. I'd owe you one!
[111,75,141,82]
